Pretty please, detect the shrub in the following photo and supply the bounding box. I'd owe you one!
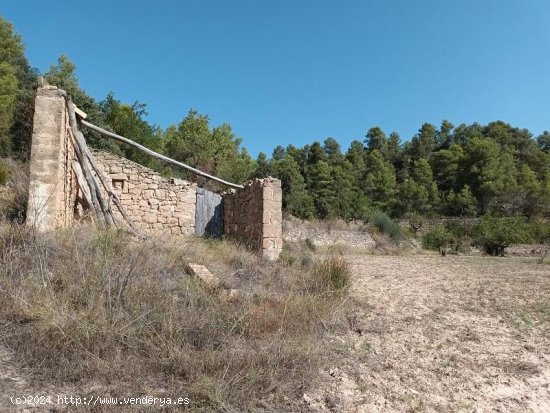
[423,225,456,253]
[444,219,474,239]
[533,220,550,244]
[0,228,353,411]
[310,255,351,293]
[0,159,28,222]
[472,216,535,256]
[370,211,402,242]
[0,161,10,185]
[404,212,424,236]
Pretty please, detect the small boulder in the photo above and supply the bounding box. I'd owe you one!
[186,263,220,289]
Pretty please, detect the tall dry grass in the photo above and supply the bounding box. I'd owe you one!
[0,225,353,411]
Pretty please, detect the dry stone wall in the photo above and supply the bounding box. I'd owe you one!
[283,217,376,248]
[223,178,283,260]
[93,151,197,235]
[27,86,283,260]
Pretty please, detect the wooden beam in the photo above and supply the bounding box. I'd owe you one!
[80,119,244,190]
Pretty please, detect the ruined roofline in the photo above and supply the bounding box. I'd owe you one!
[80,119,244,190]
[26,85,283,260]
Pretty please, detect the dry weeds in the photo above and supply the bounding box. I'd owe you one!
[0,227,353,412]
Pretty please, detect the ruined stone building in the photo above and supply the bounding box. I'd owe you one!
[26,86,283,260]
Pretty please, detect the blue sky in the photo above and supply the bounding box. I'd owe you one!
[2,0,549,157]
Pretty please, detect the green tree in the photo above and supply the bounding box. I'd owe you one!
[272,145,286,161]
[442,185,477,216]
[397,158,439,215]
[345,140,367,186]
[306,160,334,218]
[253,152,271,178]
[460,137,515,212]
[497,164,543,217]
[45,55,100,119]
[409,123,437,160]
[537,131,550,152]
[0,62,18,155]
[165,110,214,174]
[323,137,344,166]
[286,144,307,171]
[45,55,112,151]
[423,225,456,254]
[398,179,429,215]
[164,110,254,184]
[364,127,388,158]
[387,131,402,165]
[363,149,397,211]
[430,144,464,192]
[99,93,160,167]
[328,161,364,221]
[270,155,315,219]
[0,17,37,157]
[473,216,534,256]
[436,120,454,148]
[306,141,325,165]
[210,124,255,183]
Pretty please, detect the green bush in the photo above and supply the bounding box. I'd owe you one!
[370,211,402,242]
[473,216,535,256]
[423,225,456,253]
[532,220,550,244]
[404,212,424,236]
[444,220,474,238]
[0,162,10,185]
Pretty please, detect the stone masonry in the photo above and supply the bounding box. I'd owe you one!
[26,86,283,259]
[26,86,78,231]
[223,178,283,260]
[93,151,197,235]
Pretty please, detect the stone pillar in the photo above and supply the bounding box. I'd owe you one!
[261,178,283,260]
[223,177,283,260]
[26,86,69,231]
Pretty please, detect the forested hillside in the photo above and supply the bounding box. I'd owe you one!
[1,16,549,222]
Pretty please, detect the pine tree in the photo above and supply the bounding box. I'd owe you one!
[271,155,315,219]
[363,150,397,211]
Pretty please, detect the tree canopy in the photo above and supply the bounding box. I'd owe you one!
[1,15,549,222]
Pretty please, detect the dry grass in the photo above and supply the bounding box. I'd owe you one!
[0,158,28,223]
[0,225,354,412]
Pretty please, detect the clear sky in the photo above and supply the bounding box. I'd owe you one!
[2,0,550,157]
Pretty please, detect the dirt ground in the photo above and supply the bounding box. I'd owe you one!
[304,254,550,413]
[1,254,549,412]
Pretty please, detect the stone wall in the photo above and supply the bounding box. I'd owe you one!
[26,86,283,260]
[93,151,197,235]
[397,217,480,235]
[223,178,283,260]
[26,86,78,230]
[283,217,376,248]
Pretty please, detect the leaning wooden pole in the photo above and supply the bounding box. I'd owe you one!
[79,119,244,190]
[67,98,114,226]
[67,100,147,237]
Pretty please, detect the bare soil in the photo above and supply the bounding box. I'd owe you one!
[304,254,550,413]
[2,253,549,412]
[0,341,68,412]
